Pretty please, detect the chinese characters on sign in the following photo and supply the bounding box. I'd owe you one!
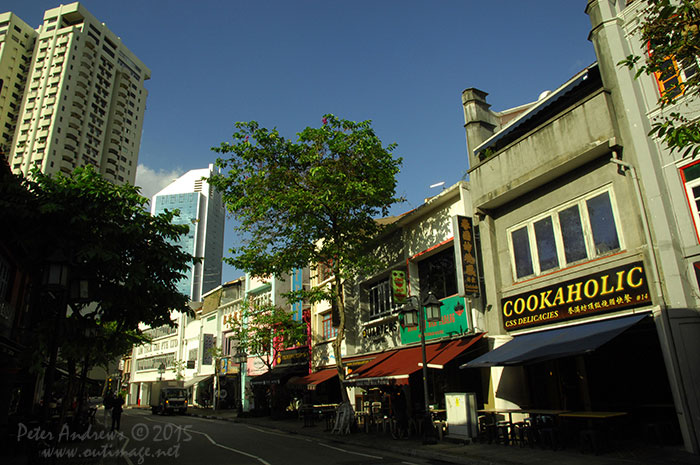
[501,261,651,331]
[456,216,479,295]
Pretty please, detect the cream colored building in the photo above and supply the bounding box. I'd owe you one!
[3,2,150,184]
[0,13,36,156]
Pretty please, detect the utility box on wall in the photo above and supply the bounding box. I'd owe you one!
[445,392,478,441]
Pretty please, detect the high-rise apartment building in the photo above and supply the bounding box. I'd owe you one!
[1,3,150,184]
[151,165,225,301]
[0,13,36,156]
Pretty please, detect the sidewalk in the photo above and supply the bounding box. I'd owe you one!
[185,407,700,465]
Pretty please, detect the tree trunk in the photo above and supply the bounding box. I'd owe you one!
[331,273,354,434]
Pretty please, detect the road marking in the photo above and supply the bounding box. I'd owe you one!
[192,430,272,465]
[316,441,383,459]
[244,425,296,438]
[140,416,271,465]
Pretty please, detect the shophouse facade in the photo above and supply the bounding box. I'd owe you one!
[461,47,698,451]
[339,182,487,414]
[585,0,700,453]
[243,270,310,413]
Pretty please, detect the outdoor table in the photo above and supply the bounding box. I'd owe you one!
[559,411,628,454]
[478,408,569,447]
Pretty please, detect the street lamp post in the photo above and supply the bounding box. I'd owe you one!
[158,363,166,381]
[40,251,70,426]
[399,292,443,445]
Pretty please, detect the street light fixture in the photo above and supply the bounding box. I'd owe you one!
[399,292,443,444]
[158,363,166,381]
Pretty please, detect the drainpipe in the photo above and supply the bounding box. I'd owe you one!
[610,153,665,305]
[610,152,697,452]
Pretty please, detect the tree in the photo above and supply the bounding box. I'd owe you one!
[172,359,187,381]
[209,114,403,427]
[22,165,193,330]
[1,165,193,419]
[225,299,307,372]
[620,0,700,157]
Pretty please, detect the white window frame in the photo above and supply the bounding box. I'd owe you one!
[506,185,624,281]
[681,161,700,243]
[366,277,398,321]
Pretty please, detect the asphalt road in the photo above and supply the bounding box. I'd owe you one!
[92,409,454,465]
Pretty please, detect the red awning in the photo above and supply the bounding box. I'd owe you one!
[421,332,486,369]
[288,369,338,391]
[344,333,485,387]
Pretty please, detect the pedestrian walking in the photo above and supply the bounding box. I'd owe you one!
[103,391,114,426]
[111,394,125,431]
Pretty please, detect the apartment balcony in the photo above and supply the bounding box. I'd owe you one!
[68,115,81,129]
[66,127,80,142]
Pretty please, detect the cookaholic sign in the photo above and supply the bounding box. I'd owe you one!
[501,261,651,331]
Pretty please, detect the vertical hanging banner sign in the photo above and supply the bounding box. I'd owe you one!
[391,270,408,305]
[455,216,479,295]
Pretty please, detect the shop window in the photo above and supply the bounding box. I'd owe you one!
[418,247,457,300]
[367,278,395,320]
[680,161,700,242]
[508,187,623,280]
[321,311,337,340]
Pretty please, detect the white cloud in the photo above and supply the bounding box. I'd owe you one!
[134,164,183,201]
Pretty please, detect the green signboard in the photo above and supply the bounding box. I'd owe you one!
[400,295,470,344]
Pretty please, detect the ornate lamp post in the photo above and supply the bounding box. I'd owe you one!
[232,349,246,414]
[40,251,70,424]
[399,292,443,444]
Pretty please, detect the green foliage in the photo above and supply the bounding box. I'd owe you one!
[23,165,193,329]
[0,164,193,380]
[619,0,700,157]
[172,359,187,381]
[210,114,402,406]
[225,299,307,370]
[209,113,403,284]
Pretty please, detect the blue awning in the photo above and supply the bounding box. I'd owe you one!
[460,314,648,368]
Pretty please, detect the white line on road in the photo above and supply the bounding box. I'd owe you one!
[316,441,383,459]
[244,425,298,438]
[193,430,272,465]
[140,416,271,465]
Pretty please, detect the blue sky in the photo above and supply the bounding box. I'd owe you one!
[7,1,597,283]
